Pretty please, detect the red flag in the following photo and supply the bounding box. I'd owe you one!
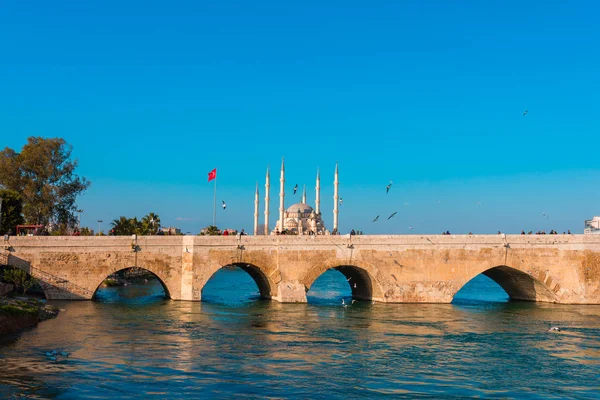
[208,168,217,182]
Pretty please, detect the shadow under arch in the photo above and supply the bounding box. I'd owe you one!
[453,265,558,303]
[91,266,171,300]
[303,264,383,301]
[202,262,276,300]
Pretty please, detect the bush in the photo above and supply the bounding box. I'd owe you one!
[3,268,36,295]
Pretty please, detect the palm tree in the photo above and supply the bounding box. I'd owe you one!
[205,225,219,235]
[111,216,134,235]
[141,212,161,235]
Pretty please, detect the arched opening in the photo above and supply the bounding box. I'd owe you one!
[452,274,509,304]
[201,263,272,306]
[452,265,557,304]
[306,265,373,305]
[93,267,169,304]
[0,265,46,299]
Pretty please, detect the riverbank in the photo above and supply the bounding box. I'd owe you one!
[0,297,59,336]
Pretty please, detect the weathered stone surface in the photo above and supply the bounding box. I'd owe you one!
[2,234,600,304]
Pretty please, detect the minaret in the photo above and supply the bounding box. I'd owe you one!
[315,168,321,215]
[333,163,339,233]
[253,182,259,235]
[302,184,306,204]
[264,167,270,235]
[278,158,285,232]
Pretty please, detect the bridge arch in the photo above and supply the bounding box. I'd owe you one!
[302,262,385,301]
[91,266,172,299]
[452,265,558,303]
[200,262,278,300]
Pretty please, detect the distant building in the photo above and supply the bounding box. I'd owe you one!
[160,226,181,235]
[584,217,600,235]
[254,159,338,235]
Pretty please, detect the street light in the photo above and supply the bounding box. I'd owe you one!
[97,220,103,236]
[76,209,83,230]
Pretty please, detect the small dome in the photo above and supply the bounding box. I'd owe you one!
[286,203,314,213]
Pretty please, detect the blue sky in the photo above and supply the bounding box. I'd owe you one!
[1,0,599,234]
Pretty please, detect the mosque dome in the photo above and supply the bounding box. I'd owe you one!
[286,203,314,213]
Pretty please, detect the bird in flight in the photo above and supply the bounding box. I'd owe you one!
[408,226,413,230]
[404,202,409,206]
[339,198,343,206]
[372,215,380,223]
[386,181,393,194]
[222,201,227,210]
[523,109,528,116]
[476,202,482,206]
[388,212,397,220]
[541,212,549,219]
[293,184,298,194]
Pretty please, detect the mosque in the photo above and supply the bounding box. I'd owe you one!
[253,159,339,235]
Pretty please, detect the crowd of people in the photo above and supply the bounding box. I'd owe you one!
[521,230,571,235]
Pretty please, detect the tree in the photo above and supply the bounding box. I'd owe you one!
[0,189,25,235]
[201,225,220,235]
[0,137,90,227]
[3,267,36,295]
[141,213,161,235]
[79,227,93,236]
[111,216,135,235]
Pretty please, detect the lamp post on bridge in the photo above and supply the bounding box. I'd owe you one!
[97,220,103,236]
[76,209,83,232]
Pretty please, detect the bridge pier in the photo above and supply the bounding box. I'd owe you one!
[273,281,307,303]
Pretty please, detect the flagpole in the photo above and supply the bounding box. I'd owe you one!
[213,173,217,227]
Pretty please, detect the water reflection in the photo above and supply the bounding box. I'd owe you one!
[1,269,600,399]
[201,266,261,306]
[307,269,352,305]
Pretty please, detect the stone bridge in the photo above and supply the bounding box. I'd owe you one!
[2,234,600,304]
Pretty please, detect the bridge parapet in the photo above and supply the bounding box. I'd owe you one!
[3,235,600,304]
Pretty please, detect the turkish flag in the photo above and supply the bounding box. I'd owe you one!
[208,168,217,182]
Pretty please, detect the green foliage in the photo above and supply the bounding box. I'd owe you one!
[79,227,93,236]
[3,268,36,295]
[0,304,37,316]
[0,137,90,227]
[0,189,24,235]
[141,213,161,235]
[111,216,135,235]
[110,213,161,235]
[103,278,118,287]
[201,225,220,235]
[50,223,70,236]
[0,299,40,316]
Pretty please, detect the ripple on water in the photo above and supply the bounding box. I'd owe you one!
[1,271,600,399]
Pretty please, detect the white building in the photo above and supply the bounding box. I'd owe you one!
[253,159,339,235]
[584,216,600,235]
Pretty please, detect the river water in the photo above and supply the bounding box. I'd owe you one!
[1,268,600,399]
